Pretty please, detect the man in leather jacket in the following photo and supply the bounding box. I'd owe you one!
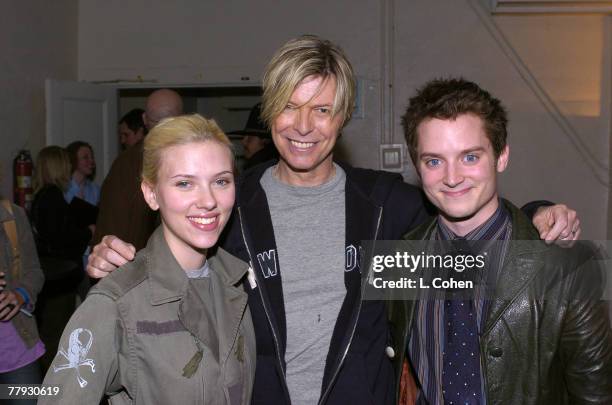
[391,77,612,404]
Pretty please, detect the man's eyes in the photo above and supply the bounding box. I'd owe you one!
[463,154,479,163]
[283,105,331,114]
[425,158,441,167]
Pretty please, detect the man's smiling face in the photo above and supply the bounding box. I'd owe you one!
[416,113,509,234]
[271,74,343,186]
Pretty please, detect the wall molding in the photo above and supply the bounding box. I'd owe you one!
[490,0,612,14]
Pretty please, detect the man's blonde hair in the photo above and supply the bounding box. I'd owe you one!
[142,114,233,185]
[261,35,355,128]
[33,146,71,193]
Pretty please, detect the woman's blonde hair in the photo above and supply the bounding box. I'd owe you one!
[261,35,356,129]
[142,114,233,185]
[33,146,72,193]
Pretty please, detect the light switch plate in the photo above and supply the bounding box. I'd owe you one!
[380,144,403,172]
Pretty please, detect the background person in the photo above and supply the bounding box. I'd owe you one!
[0,188,45,405]
[30,146,93,373]
[93,89,183,251]
[118,108,146,150]
[228,102,279,170]
[64,140,100,300]
[41,114,255,404]
[64,141,100,206]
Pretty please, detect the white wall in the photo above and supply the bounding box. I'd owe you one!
[77,0,610,239]
[0,1,78,199]
[78,0,385,171]
[392,0,609,240]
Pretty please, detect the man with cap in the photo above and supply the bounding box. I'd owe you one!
[229,103,279,170]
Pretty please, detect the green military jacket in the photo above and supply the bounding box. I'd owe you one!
[389,200,612,405]
[41,227,256,405]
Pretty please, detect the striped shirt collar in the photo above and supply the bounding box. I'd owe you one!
[436,200,510,242]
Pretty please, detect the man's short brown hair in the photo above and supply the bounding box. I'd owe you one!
[401,78,508,165]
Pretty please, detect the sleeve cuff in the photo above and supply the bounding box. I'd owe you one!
[14,287,30,306]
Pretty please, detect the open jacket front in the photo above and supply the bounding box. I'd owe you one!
[221,160,428,405]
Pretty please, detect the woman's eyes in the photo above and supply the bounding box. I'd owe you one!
[214,178,231,187]
[175,180,191,188]
[173,177,233,188]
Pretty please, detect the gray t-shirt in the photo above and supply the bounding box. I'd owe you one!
[185,260,211,279]
[260,165,347,405]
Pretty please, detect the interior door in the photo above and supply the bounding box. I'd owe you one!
[45,79,118,181]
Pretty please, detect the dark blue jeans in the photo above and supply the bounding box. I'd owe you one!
[0,361,41,405]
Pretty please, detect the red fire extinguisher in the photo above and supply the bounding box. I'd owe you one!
[13,150,34,211]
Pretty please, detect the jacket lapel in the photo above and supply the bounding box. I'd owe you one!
[321,166,381,391]
[237,168,287,353]
[179,281,220,361]
[482,202,547,336]
[145,228,188,305]
[177,249,249,365]
[208,249,250,365]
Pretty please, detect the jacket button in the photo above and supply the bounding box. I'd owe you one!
[488,347,503,358]
[385,346,395,359]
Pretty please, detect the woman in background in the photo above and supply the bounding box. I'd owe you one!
[65,141,100,298]
[30,146,93,373]
[31,146,93,264]
[0,176,45,405]
[64,141,100,206]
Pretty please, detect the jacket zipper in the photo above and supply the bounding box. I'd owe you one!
[318,206,384,405]
[237,207,291,402]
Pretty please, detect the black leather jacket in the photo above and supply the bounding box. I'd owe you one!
[389,200,612,405]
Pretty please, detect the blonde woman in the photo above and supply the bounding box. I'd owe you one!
[41,115,255,404]
[30,146,94,372]
[31,146,94,261]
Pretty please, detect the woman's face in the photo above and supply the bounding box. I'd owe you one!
[141,141,235,270]
[76,146,96,177]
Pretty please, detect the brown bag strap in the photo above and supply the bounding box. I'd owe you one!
[1,199,21,279]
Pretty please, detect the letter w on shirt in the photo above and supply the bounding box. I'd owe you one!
[257,249,278,278]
